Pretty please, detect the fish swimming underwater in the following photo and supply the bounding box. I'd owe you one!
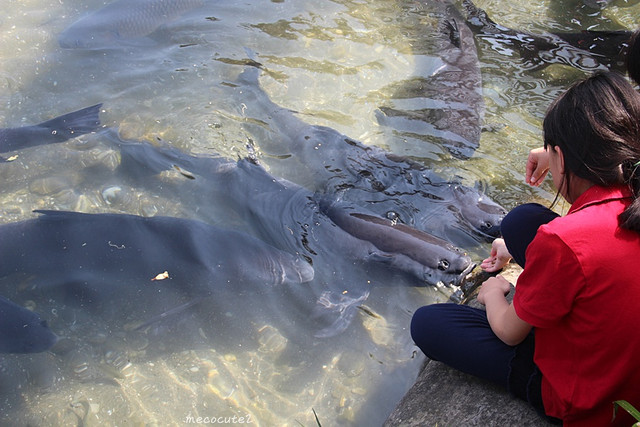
[0,209,313,291]
[0,295,57,354]
[232,66,505,247]
[59,0,204,49]
[95,128,475,336]
[376,0,484,159]
[105,129,474,285]
[462,0,631,72]
[0,210,314,343]
[0,104,101,157]
[0,108,475,338]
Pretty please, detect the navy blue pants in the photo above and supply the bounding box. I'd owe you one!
[411,203,561,422]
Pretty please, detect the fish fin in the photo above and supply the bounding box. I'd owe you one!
[32,209,86,219]
[461,0,498,31]
[99,128,200,178]
[443,19,461,49]
[243,47,259,62]
[312,290,369,338]
[37,103,102,142]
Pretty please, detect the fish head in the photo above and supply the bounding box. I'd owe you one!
[372,248,474,288]
[419,241,476,287]
[434,261,477,288]
[281,257,315,285]
[0,297,58,354]
[439,246,475,277]
[359,223,476,287]
[13,319,58,354]
[448,182,506,239]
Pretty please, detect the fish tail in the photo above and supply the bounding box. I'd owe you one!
[37,103,102,142]
[461,0,497,32]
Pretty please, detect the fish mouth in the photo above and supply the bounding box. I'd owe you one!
[446,261,477,287]
[436,262,478,303]
[460,262,477,280]
[424,258,477,288]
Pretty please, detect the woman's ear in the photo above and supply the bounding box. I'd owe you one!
[554,145,565,175]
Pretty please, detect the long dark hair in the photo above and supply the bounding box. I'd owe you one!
[627,28,640,86]
[542,71,640,232]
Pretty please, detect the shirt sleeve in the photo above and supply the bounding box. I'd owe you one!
[513,226,586,328]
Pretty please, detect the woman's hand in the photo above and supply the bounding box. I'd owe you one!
[477,275,512,305]
[480,238,512,272]
[477,275,531,346]
[525,147,550,186]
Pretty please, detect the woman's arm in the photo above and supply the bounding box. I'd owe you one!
[525,147,550,186]
[477,275,532,346]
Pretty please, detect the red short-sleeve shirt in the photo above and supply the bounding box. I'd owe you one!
[513,185,640,426]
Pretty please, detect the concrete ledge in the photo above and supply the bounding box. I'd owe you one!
[385,265,553,426]
[384,359,553,426]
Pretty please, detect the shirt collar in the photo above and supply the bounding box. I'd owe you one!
[568,184,632,215]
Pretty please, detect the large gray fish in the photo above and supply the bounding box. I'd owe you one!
[59,0,204,49]
[376,0,484,159]
[232,66,505,248]
[0,295,57,354]
[98,129,475,336]
[0,104,101,157]
[462,0,631,72]
[0,209,313,291]
[107,130,473,283]
[0,210,314,345]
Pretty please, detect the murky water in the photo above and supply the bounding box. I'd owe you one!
[0,0,637,425]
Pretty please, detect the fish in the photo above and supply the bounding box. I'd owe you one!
[462,0,632,72]
[59,0,204,49]
[106,129,474,285]
[0,104,102,157]
[232,66,505,247]
[0,295,58,354]
[0,209,314,293]
[319,198,473,279]
[98,128,475,336]
[0,209,315,345]
[376,0,485,159]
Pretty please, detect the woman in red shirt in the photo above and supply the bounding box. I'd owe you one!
[411,71,640,426]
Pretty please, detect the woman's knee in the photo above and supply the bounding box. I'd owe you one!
[411,305,451,356]
[411,304,516,386]
[501,203,556,241]
[410,305,440,347]
[410,304,487,360]
[501,203,559,267]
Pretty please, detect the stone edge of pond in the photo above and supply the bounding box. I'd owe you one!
[384,264,555,427]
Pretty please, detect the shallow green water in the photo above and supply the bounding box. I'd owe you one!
[0,0,637,425]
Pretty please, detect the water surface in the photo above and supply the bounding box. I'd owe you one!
[0,0,637,425]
